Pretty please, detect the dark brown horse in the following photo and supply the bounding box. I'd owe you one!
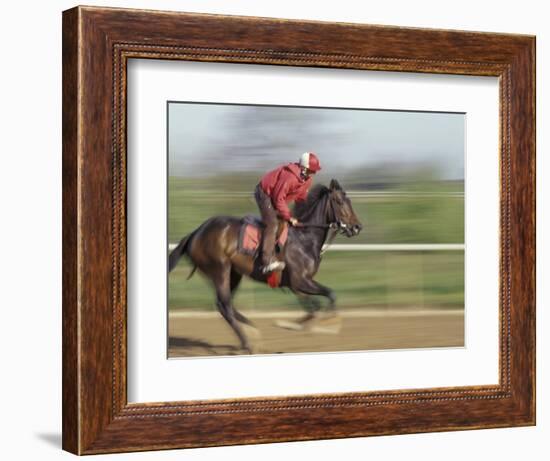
[168,179,362,353]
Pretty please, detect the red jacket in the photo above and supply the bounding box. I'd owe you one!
[259,162,312,221]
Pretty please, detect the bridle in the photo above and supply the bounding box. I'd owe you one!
[295,192,353,254]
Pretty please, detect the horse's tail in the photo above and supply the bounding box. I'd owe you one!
[168,232,196,274]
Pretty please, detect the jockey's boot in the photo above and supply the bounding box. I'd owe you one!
[261,259,286,274]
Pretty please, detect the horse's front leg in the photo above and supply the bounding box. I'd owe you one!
[272,292,321,331]
[282,278,341,334]
[296,292,323,315]
[292,278,336,311]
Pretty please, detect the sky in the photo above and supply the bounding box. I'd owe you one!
[168,102,465,180]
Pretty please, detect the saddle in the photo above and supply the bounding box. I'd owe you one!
[237,215,289,257]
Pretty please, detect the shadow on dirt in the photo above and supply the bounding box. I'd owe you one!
[168,336,241,355]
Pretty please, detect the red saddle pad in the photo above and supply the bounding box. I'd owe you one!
[241,223,289,253]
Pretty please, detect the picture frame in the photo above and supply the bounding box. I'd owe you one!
[62,5,535,455]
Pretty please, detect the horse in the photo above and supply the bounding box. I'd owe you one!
[168,179,363,353]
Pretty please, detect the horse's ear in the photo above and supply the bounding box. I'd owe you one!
[329,179,342,191]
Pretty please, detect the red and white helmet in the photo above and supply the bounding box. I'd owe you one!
[299,152,322,173]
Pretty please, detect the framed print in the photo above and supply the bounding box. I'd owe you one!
[62,5,535,455]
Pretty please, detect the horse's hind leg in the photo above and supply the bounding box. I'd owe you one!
[229,269,257,328]
[215,268,253,353]
[229,269,261,340]
[230,269,242,293]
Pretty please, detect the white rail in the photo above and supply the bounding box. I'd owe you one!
[168,243,464,251]
[321,243,464,251]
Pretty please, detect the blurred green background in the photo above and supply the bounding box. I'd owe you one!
[168,174,464,312]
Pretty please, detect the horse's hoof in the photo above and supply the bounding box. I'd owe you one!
[309,315,342,335]
[245,343,261,354]
[274,319,306,331]
[274,313,317,331]
[241,323,262,340]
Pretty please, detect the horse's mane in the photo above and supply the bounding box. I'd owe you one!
[293,184,329,220]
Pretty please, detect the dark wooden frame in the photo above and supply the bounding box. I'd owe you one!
[62,5,535,455]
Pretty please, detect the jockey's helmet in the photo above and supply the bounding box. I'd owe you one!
[299,152,322,173]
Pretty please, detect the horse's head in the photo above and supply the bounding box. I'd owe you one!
[328,179,363,237]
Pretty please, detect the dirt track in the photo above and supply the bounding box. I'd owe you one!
[168,309,464,358]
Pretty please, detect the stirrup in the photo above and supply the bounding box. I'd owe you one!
[261,260,286,274]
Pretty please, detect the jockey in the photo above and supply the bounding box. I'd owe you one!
[254,152,322,274]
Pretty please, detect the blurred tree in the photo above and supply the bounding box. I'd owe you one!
[200,105,348,173]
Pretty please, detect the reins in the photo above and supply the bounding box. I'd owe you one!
[297,222,336,229]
